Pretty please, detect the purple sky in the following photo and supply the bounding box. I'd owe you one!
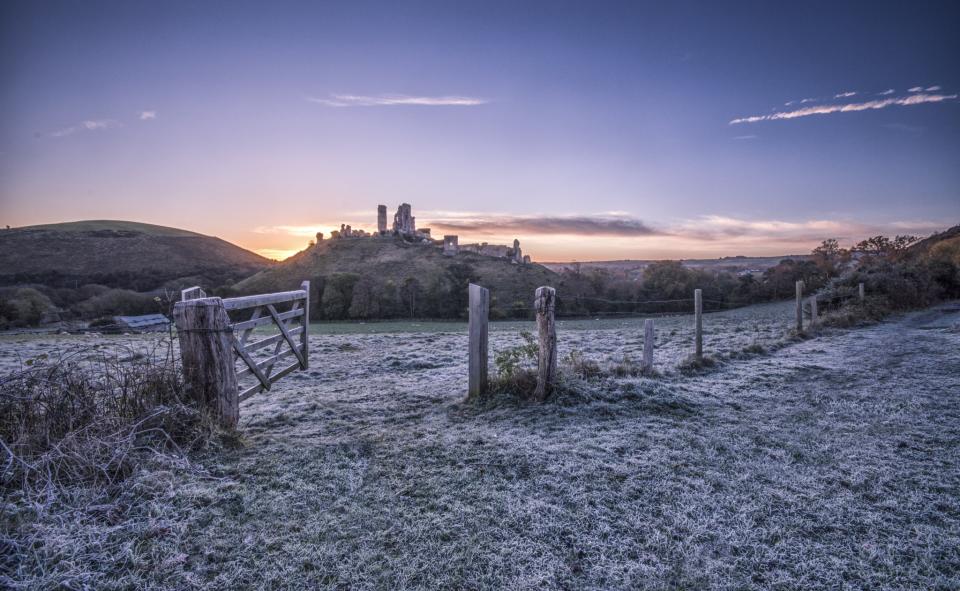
[1,0,958,261]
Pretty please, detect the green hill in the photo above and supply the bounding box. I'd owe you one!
[0,220,272,292]
[235,236,579,320]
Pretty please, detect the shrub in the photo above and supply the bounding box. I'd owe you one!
[492,331,538,378]
[74,288,163,319]
[0,343,212,499]
[0,287,58,328]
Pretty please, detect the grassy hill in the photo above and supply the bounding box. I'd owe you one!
[235,236,580,320]
[0,220,273,292]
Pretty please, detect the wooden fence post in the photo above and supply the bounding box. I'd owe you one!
[300,280,310,370]
[858,282,865,303]
[643,318,654,371]
[795,280,804,332]
[694,288,703,362]
[534,286,557,402]
[809,295,818,325]
[468,283,489,397]
[173,297,239,428]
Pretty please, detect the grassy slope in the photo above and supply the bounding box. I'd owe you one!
[20,220,202,237]
[5,301,958,589]
[0,220,272,290]
[236,236,578,311]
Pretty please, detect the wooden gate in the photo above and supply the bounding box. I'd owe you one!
[173,280,310,427]
[224,281,310,401]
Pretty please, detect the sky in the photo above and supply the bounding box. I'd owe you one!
[1,0,958,261]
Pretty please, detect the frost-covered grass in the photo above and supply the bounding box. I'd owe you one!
[3,301,959,589]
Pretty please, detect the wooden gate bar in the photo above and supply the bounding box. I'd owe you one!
[176,281,312,420]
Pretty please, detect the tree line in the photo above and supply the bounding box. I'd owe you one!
[4,231,956,328]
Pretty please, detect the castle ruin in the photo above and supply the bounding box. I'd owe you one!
[320,203,530,264]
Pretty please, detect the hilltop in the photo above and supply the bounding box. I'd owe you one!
[0,220,272,292]
[235,236,577,319]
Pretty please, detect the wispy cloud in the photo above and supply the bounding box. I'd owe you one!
[48,119,121,137]
[925,85,941,91]
[426,214,660,237]
[258,214,661,239]
[878,88,895,95]
[733,135,758,140]
[139,110,157,120]
[908,86,924,92]
[256,215,946,258]
[671,216,945,244]
[834,91,857,98]
[730,91,957,124]
[307,94,487,107]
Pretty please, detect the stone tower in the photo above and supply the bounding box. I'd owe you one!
[377,205,387,234]
[393,203,416,235]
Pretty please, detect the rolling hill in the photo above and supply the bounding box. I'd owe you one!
[235,236,583,319]
[0,220,273,292]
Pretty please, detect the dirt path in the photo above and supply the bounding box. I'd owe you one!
[9,304,960,590]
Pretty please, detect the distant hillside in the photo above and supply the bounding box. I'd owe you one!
[540,255,808,280]
[235,236,581,319]
[905,224,960,258]
[0,220,272,291]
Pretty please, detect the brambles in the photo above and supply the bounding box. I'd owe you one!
[0,342,213,498]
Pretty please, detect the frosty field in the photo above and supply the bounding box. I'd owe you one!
[4,300,960,589]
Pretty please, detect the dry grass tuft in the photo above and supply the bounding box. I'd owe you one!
[677,353,717,373]
[0,341,219,589]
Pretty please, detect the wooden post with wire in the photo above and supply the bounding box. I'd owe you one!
[534,286,557,402]
[643,318,655,371]
[809,295,818,325]
[795,280,804,332]
[468,283,489,398]
[173,297,239,428]
[858,282,865,303]
[694,289,703,362]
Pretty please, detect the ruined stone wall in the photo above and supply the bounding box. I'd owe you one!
[443,235,458,255]
[377,205,387,234]
[393,203,416,235]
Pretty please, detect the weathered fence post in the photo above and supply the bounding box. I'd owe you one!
[809,295,818,325]
[858,282,865,303]
[643,318,654,371]
[795,280,804,332]
[173,297,239,428]
[468,283,489,397]
[694,288,703,362]
[534,286,557,402]
[300,280,310,369]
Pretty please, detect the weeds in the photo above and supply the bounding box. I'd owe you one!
[564,350,602,380]
[492,331,538,378]
[678,354,717,372]
[607,354,654,378]
[0,345,213,497]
